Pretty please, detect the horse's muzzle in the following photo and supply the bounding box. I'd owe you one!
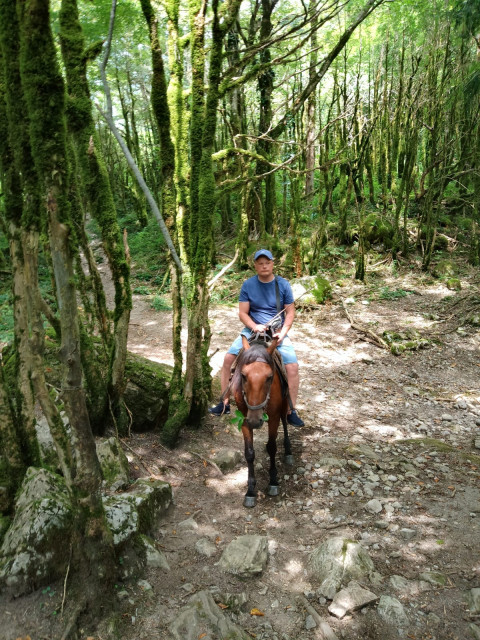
[246,416,264,430]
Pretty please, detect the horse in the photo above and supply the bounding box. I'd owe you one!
[231,335,294,508]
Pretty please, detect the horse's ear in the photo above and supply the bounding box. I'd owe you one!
[267,337,279,354]
[242,335,250,350]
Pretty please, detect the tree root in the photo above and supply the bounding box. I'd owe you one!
[338,297,390,350]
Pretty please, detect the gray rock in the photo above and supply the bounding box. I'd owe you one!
[441,414,453,422]
[389,575,430,596]
[104,478,172,546]
[309,536,375,599]
[218,535,268,576]
[364,499,383,514]
[139,535,170,570]
[398,528,417,540]
[317,457,346,470]
[178,517,199,531]
[377,595,408,628]
[212,449,242,471]
[137,579,153,591]
[0,467,72,595]
[196,537,218,558]
[170,590,249,640]
[468,588,480,614]
[418,571,447,587]
[328,581,378,618]
[305,614,317,630]
[96,437,130,490]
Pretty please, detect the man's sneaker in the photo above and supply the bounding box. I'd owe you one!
[287,409,304,427]
[208,401,230,416]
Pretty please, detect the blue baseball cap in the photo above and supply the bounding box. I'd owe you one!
[254,249,274,261]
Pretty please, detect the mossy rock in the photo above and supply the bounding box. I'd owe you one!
[446,278,461,291]
[0,515,11,545]
[384,329,429,356]
[468,314,480,327]
[433,259,455,278]
[124,353,172,432]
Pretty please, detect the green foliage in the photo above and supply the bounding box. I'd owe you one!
[378,287,411,300]
[0,292,14,343]
[150,295,172,311]
[312,275,332,303]
[231,409,244,431]
[133,285,151,295]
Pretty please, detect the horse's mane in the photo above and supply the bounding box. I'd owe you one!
[231,343,274,394]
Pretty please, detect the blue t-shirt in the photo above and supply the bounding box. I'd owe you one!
[239,276,294,326]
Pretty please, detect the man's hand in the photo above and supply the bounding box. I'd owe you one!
[252,323,267,333]
[272,327,287,344]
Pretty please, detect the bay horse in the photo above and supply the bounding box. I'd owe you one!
[232,335,294,508]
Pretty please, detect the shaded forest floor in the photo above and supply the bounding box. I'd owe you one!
[4,253,480,640]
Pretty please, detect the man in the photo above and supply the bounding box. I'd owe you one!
[209,249,304,427]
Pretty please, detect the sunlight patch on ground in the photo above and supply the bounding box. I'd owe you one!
[283,558,304,576]
[144,320,159,327]
[206,468,246,495]
[356,421,405,439]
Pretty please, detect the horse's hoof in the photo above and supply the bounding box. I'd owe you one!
[267,484,279,496]
[284,454,294,466]
[244,495,256,508]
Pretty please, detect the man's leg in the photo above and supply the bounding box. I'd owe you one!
[285,362,299,408]
[221,353,236,402]
[209,351,236,415]
[284,358,304,426]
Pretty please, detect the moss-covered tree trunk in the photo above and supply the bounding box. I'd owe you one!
[0,0,41,471]
[140,0,189,443]
[18,0,114,612]
[59,0,132,433]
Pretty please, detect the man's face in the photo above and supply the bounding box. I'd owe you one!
[254,257,274,279]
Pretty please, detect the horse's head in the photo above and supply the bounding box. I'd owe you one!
[235,336,278,429]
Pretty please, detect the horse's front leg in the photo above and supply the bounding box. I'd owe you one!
[266,417,279,496]
[282,416,294,466]
[242,423,257,508]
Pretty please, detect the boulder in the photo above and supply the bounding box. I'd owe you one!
[170,590,249,640]
[96,437,130,490]
[124,353,171,431]
[309,536,375,599]
[104,478,172,546]
[0,468,72,595]
[377,595,409,628]
[218,535,268,576]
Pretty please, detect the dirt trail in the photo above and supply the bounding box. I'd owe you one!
[3,264,480,640]
[114,268,480,640]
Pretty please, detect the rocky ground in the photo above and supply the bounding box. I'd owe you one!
[3,257,480,640]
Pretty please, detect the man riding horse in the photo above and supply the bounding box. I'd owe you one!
[209,249,304,427]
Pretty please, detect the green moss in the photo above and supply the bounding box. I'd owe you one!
[398,438,480,464]
[312,276,332,304]
[446,278,461,291]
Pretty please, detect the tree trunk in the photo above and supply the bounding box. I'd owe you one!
[18,0,115,611]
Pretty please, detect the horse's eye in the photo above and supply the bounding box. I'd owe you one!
[241,373,247,381]
[267,375,273,382]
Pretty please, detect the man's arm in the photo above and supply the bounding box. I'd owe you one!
[239,301,267,333]
[274,302,295,343]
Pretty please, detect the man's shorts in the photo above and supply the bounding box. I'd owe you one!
[227,328,298,364]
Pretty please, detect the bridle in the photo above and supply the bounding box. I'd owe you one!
[241,366,274,411]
